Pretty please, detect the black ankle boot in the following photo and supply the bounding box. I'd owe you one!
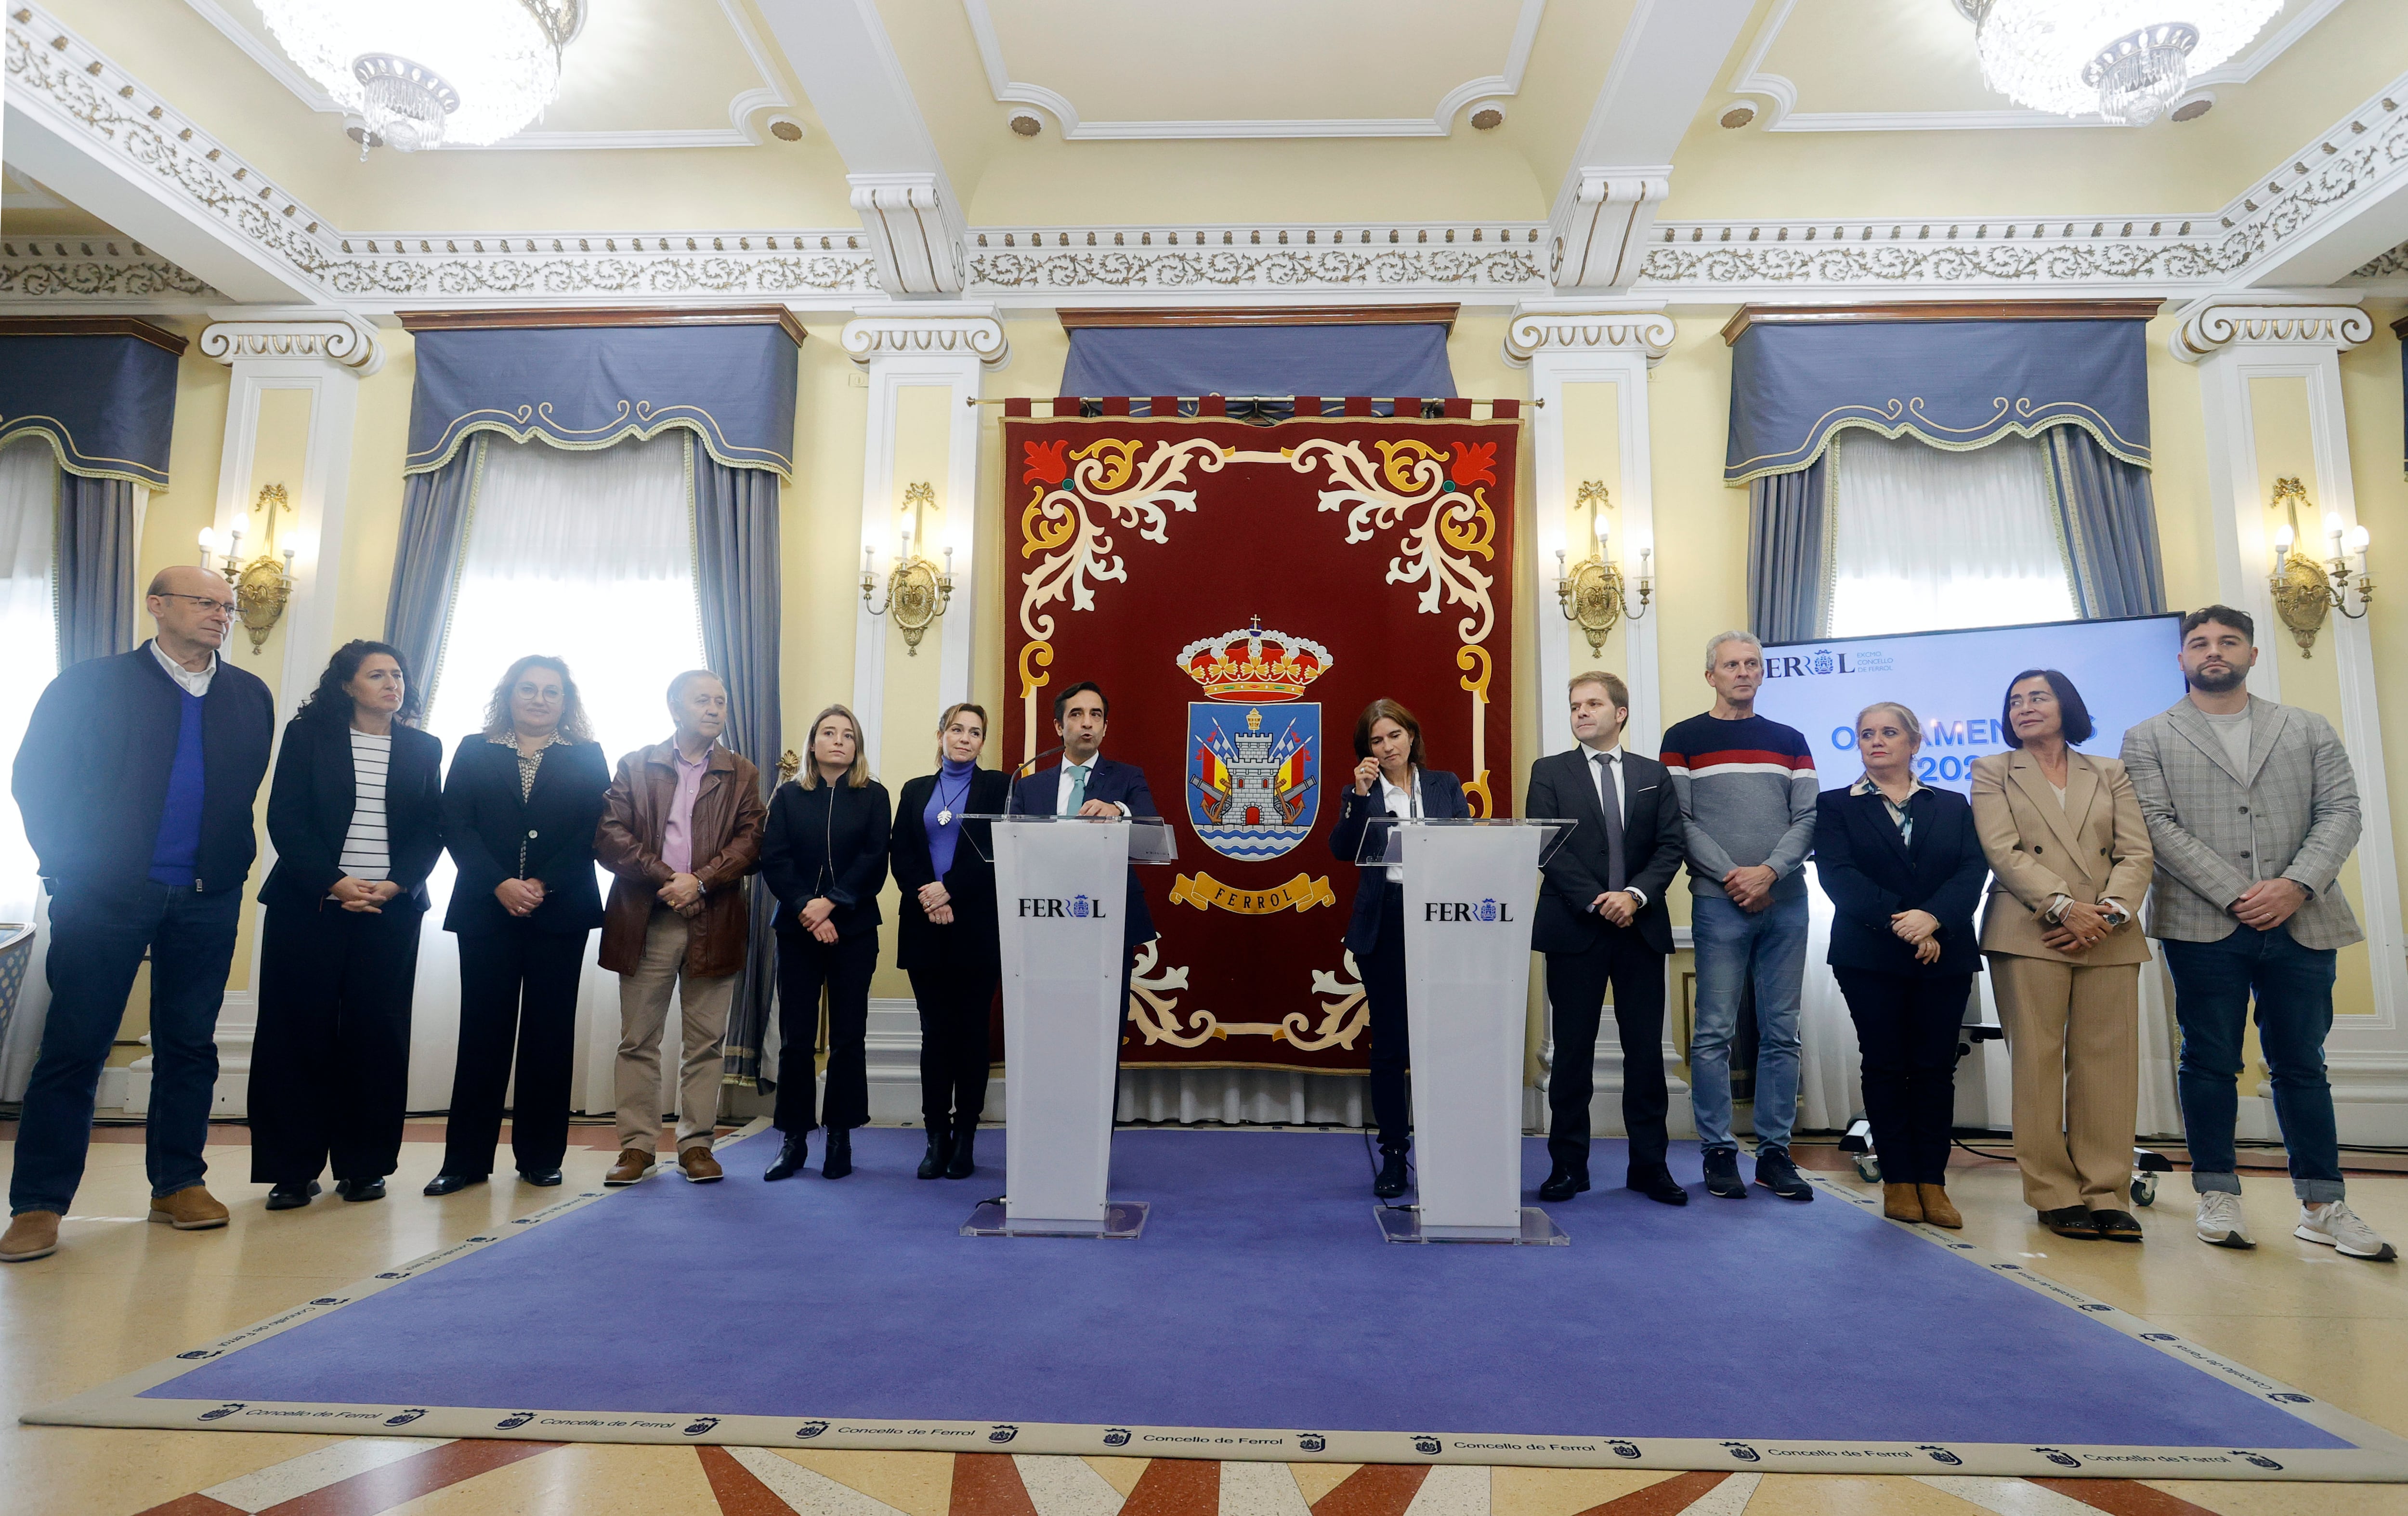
[1374,1147,1409,1200]
[917,1125,955,1180]
[945,1121,978,1179]
[763,1133,807,1181]
[822,1127,853,1179]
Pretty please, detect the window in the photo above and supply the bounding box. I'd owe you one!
[0,437,58,922]
[1827,429,2078,638]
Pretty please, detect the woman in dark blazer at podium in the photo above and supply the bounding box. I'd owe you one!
[1813,701,1990,1230]
[759,704,890,1183]
[890,702,1009,1181]
[1329,698,1468,1199]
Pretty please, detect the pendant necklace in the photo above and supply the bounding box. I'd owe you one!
[936,770,972,828]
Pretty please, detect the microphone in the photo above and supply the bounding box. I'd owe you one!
[1005,744,1066,817]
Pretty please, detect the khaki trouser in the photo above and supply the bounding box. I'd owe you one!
[1989,953,2140,1212]
[614,907,737,1153]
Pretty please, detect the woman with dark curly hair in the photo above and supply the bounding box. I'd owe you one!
[249,640,445,1211]
[425,654,611,1196]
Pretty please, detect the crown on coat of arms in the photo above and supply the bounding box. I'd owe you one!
[1176,616,1332,703]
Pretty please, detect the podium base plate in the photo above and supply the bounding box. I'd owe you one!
[1374,1205,1567,1245]
[962,1201,1150,1240]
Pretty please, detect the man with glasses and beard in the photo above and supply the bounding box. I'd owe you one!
[2121,605,2394,1263]
[3,568,274,1262]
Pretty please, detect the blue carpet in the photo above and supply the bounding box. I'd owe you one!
[145,1127,2347,1450]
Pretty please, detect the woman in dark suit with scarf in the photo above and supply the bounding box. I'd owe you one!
[250,640,444,1210]
[759,703,891,1182]
[890,702,1010,1180]
[1814,701,1990,1229]
[425,655,610,1196]
[1328,698,1469,1199]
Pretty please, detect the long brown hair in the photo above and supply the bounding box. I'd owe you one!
[1352,698,1427,769]
[799,703,870,789]
[481,654,594,744]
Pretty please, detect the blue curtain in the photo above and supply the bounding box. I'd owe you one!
[1060,324,1455,418]
[381,437,484,711]
[1746,458,1832,644]
[0,333,180,489]
[2044,426,2166,619]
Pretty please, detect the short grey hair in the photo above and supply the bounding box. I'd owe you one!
[1703,630,1763,671]
[1855,701,1923,748]
[667,668,725,706]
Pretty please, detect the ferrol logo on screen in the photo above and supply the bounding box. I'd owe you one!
[1018,892,1107,919]
[1426,896,1514,924]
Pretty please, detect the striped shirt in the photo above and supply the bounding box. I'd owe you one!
[337,729,392,882]
[1660,712,1819,900]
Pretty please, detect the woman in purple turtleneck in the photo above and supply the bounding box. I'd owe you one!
[889,704,1011,1178]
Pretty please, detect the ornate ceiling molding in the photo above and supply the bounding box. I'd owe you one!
[198,307,384,375]
[1550,171,1669,292]
[1635,216,2234,298]
[967,223,1546,297]
[0,238,215,302]
[2170,302,2373,362]
[848,173,967,297]
[961,0,1541,140]
[1501,303,1675,366]
[315,231,881,304]
[840,305,1009,368]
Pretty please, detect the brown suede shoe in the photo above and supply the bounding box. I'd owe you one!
[0,1211,60,1262]
[148,1186,229,1230]
[604,1148,656,1186]
[1916,1184,1963,1229]
[678,1147,723,1183]
[1882,1182,1924,1223]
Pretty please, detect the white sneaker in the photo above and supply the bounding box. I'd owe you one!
[2196,1191,2256,1249]
[2296,1201,2398,1262]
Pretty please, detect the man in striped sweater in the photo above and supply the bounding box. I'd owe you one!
[1661,630,1819,1203]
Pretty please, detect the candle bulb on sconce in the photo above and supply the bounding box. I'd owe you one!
[860,480,954,656]
[1554,478,1651,656]
[224,482,297,655]
[2265,477,2372,657]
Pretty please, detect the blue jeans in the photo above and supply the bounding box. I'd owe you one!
[1688,888,1808,1151]
[10,878,243,1215]
[2161,927,2343,1202]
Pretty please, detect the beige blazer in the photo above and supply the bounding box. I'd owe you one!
[1969,749,2155,966]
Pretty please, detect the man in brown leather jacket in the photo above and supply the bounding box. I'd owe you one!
[594,670,767,1184]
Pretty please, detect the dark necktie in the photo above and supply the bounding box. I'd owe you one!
[1594,751,1626,893]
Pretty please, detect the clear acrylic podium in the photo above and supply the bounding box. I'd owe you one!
[958,813,1176,1239]
[1356,816,1572,1244]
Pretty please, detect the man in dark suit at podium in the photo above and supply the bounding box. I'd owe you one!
[1528,671,1688,1207]
[1009,682,1159,1022]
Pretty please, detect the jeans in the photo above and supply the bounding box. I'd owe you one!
[11,878,242,1216]
[2161,926,2343,1202]
[1688,888,1808,1151]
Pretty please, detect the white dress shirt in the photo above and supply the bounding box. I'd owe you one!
[150,639,217,697]
[1582,741,1646,908]
[1377,767,1421,883]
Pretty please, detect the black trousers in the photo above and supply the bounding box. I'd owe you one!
[773,929,877,1133]
[1360,883,1413,1152]
[1833,967,1973,1187]
[911,958,997,1129]
[442,925,589,1177]
[1544,929,1672,1174]
[249,901,423,1185]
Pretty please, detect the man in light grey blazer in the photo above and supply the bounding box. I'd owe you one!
[2121,605,2393,1263]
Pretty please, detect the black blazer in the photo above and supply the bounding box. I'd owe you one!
[261,715,445,914]
[1007,754,1160,947]
[1813,784,1990,977]
[1527,746,1684,957]
[891,767,1010,973]
[439,735,610,936]
[1328,768,1469,960]
[12,643,274,894]
[760,778,893,939]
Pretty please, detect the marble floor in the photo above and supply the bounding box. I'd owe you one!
[1,1125,2400,1516]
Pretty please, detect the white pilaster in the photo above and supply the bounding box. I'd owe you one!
[839,304,1008,763]
[2172,298,2408,1139]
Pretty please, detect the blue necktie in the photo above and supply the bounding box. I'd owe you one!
[1066,764,1089,813]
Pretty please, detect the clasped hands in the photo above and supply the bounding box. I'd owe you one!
[330,876,402,914]
[1721,863,1779,913]
[919,880,955,926]
[657,871,704,916]
[2040,898,2117,954]
[797,896,841,944]
[1890,908,1943,966]
[2231,876,2307,931]
[493,876,546,917]
[1588,890,1639,927]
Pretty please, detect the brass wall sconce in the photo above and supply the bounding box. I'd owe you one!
[2265,476,2371,658]
[1554,479,1651,655]
[196,483,297,655]
[861,480,955,656]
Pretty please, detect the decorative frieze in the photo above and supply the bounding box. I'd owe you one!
[2171,302,2373,362]
[0,242,213,300]
[315,237,880,303]
[199,310,384,375]
[969,224,1545,294]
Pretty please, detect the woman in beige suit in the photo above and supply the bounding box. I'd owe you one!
[1970,669,2155,1243]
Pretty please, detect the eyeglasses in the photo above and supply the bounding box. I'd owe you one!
[158,593,237,615]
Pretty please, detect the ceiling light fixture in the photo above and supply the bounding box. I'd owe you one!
[1952,0,2281,125]
[258,0,584,157]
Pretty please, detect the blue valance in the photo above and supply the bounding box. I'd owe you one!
[405,320,801,478]
[1061,324,1455,416]
[0,332,181,489]
[1724,317,2151,485]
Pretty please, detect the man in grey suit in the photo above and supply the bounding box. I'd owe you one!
[2121,605,2394,1262]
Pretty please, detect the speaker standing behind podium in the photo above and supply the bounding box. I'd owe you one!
[1329,698,1468,1200]
[1528,672,1687,1208]
[1008,680,1160,1030]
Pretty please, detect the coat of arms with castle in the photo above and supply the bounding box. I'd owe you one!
[1178,617,1329,861]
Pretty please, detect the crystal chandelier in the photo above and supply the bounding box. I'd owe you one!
[1953,1,2283,124]
[258,0,584,155]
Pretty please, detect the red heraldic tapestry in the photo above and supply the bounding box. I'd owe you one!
[1003,411,1518,1073]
